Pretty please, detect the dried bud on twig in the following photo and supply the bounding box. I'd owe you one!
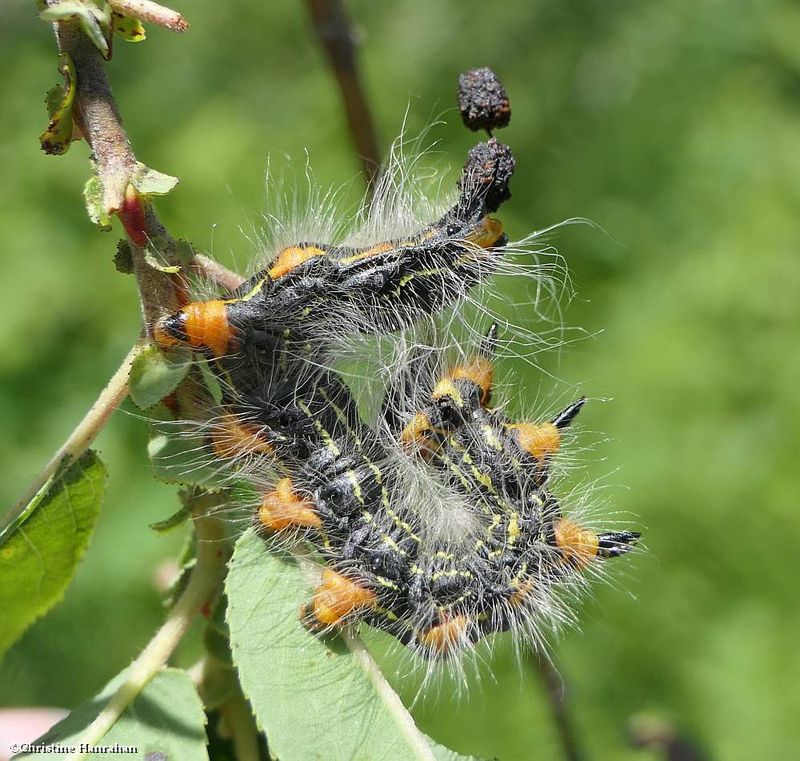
[458,67,511,133]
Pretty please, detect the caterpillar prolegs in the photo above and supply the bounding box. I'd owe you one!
[151,69,639,662]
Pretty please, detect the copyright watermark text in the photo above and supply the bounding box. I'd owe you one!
[9,743,138,755]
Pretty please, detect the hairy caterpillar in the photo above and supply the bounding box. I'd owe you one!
[150,69,639,665]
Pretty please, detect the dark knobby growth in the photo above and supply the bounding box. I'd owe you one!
[458,66,512,133]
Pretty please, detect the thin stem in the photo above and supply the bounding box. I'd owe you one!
[343,632,437,761]
[197,652,264,761]
[533,653,585,761]
[221,692,263,761]
[47,13,249,319]
[305,0,381,189]
[65,512,228,761]
[51,13,183,320]
[54,16,138,218]
[192,253,246,292]
[108,0,189,33]
[0,341,143,543]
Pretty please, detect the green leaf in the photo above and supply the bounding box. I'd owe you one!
[140,238,194,275]
[111,10,146,42]
[16,667,208,760]
[45,84,65,119]
[114,239,135,274]
[84,173,112,230]
[149,502,192,533]
[162,529,196,608]
[132,161,179,197]
[171,238,199,269]
[39,53,76,155]
[227,529,473,761]
[143,247,182,273]
[129,345,192,410]
[197,356,224,406]
[40,1,112,59]
[0,451,105,658]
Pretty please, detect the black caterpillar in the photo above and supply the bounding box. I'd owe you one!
[151,70,639,661]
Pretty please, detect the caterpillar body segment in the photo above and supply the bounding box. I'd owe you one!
[209,411,279,460]
[258,477,322,532]
[306,568,379,629]
[597,530,641,558]
[152,140,513,361]
[550,520,639,569]
[153,299,233,358]
[551,396,586,430]
[417,615,471,657]
[400,324,500,457]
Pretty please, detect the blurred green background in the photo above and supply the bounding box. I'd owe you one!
[2,0,799,759]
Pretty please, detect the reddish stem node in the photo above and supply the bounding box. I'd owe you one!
[119,184,148,246]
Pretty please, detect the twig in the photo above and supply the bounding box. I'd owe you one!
[51,12,181,319]
[55,16,137,220]
[0,341,143,544]
[221,691,263,761]
[533,653,585,761]
[305,0,381,189]
[108,0,189,33]
[52,13,244,316]
[195,631,264,760]
[65,512,227,761]
[193,253,246,291]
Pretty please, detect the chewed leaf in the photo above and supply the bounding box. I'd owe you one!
[84,173,112,230]
[45,84,65,119]
[39,53,77,155]
[0,451,105,658]
[114,239,135,273]
[143,246,181,273]
[112,10,146,42]
[141,238,195,274]
[132,161,179,197]
[16,667,208,761]
[129,345,192,409]
[227,529,473,761]
[40,0,112,59]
